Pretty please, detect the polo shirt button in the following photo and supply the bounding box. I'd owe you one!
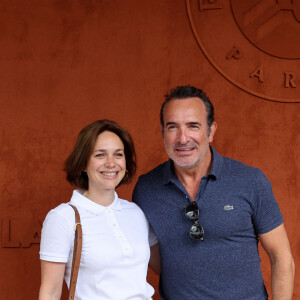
[112,223,117,227]
[118,235,123,239]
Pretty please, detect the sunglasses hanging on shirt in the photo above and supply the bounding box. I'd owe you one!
[183,201,204,241]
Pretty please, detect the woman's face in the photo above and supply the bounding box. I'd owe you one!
[85,131,126,192]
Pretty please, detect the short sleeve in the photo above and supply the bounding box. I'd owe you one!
[148,222,158,247]
[39,209,73,263]
[253,170,283,234]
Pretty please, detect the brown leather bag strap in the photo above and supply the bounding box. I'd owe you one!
[68,204,82,300]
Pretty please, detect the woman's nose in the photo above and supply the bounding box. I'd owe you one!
[105,156,115,167]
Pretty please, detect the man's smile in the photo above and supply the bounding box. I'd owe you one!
[175,147,195,152]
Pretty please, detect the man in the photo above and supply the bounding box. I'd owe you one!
[133,86,295,299]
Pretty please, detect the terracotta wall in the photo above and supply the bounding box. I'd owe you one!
[0,0,299,299]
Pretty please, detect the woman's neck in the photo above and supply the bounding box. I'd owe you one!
[82,188,115,207]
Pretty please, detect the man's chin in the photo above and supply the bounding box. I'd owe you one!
[173,158,199,169]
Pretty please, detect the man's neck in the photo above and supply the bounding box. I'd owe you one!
[174,149,212,201]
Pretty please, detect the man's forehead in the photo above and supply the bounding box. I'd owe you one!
[165,97,205,109]
[164,98,206,119]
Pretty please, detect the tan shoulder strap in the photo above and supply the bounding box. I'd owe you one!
[68,204,82,300]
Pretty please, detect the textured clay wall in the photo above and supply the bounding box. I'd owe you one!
[0,0,299,299]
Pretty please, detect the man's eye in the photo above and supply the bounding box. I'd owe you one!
[167,126,176,130]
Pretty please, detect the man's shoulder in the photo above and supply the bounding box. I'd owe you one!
[211,147,263,178]
[138,161,169,182]
[133,161,169,201]
[221,154,264,178]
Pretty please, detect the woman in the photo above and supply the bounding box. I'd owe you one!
[39,120,155,300]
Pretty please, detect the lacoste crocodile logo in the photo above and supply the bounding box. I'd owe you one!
[224,205,234,211]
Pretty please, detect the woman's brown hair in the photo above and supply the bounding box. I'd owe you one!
[64,120,136,190]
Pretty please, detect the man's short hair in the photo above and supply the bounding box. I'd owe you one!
[160,85,215,132]
[64,119,136,190]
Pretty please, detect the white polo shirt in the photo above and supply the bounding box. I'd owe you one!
[40,190,156,300]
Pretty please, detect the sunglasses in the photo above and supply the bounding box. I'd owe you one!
[183,201,204,241]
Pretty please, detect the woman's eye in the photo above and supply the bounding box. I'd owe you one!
[115,153,124,157]
[95,153,104,158]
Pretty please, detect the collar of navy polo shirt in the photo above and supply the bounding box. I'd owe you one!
[162,146,224,185]
[70,189,122,215]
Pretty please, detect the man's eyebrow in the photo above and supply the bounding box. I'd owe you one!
[165,122,177,126]
[165,121,202,126]
[187,122,201,125]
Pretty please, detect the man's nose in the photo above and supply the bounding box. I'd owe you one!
[178,128,188,144]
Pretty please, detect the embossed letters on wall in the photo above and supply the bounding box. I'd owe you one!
[1,219,41,248]
[186,0,300,102]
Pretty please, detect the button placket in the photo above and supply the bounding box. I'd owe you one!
[105,209,133,258]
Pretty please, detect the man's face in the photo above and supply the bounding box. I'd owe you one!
[163,97,216,170]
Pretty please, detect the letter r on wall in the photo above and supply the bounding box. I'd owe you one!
[284,72,296,88]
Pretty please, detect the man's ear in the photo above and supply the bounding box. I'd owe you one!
[208,122,217,143]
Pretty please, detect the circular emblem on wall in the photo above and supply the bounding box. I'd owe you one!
[186,0,300,102]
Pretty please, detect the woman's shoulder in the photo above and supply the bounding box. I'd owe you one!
[48,202,74,215]
[118,198,145,213]
[43,202,76,228]
[117,200,150,234]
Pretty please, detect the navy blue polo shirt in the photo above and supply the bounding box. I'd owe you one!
[133,147,283,300]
